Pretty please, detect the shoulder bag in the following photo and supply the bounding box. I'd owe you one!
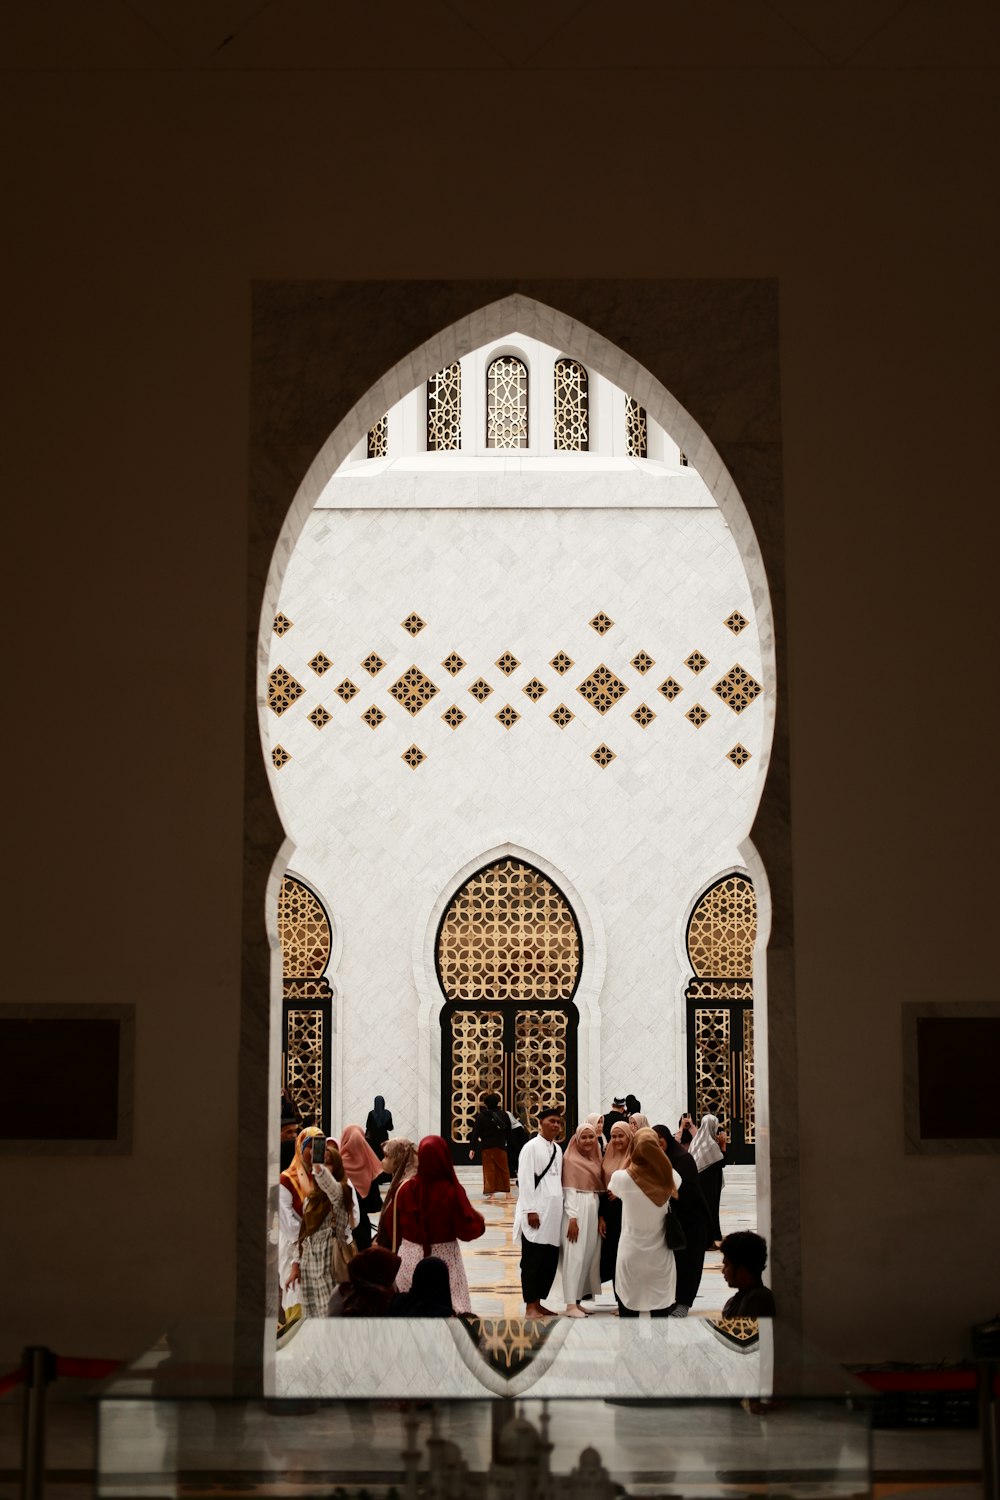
[664,1204,687,1252]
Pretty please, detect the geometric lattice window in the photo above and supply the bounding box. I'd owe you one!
[437,858,580,1002]
[625,396,647,458]
[486,356,528,450]
[687,874,757,980]
[553,358,588,451]
[427,363,462,451]
[278,875,332,979]
[277,876,332,1132]
[686,874,757,1148]
[367,412,388,459]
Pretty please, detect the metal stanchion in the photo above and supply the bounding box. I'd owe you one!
[20,1346,55,1500]
[973,1316,1000,1500]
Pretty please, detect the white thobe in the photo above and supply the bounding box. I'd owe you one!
[560,1187,602,1301]
[609,1169,677,1312]
[513,1135,563,1245]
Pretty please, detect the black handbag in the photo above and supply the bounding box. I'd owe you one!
[664,1206,687,1252]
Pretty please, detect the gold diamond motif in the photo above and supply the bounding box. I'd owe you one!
[686,703,710,727]
[271,745,291,770]
[522,678,547,702]
[389,664,439,716]
[267,666,305,716]
[725,611,749,635]
[495,651,520,677]
[362,705,385,729]
[308,651,332,676]
[361,652,386,677]
[577,663,629,715]
[335,678,359,704]
[442,705,466,730]
[401,744,426,769]
[550,704,574,728]
[273,613,293,637]
[685,650,709,674]
[496,704,520,730]
[727,743,752,767]
[590,612,614,636]
[468,678,493,702]
[550,651,574,676]
[713,664,763,714]
[632,703,656,728]
[307,704,332,729]
[658,676,683,701]
[401,612,426,636]
[631,651,655,675]
[591,743,616,768]
[442,652,466,676]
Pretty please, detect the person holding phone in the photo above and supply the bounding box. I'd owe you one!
[278,1125,324,1319]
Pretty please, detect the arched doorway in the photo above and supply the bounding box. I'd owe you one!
[685,873,757,1165]
[277,874,333,1135]
[435,857,581,1159]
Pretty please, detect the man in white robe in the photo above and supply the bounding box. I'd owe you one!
[513,1107,564,1318]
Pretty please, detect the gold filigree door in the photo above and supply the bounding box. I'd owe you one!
[444,1005,575,1159]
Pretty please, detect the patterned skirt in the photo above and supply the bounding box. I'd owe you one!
[396,1237,473,1315]
[299,1222,335,1318]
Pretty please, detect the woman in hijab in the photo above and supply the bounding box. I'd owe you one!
[628,1112,650,1133]
[339,1123,384,1251]
[329,1246,401,1317]
[653,1123,712,1317]
[297,1141,359,1316]
[584,1112,606,1152]
[560,1122,604,1316]
[364,1096,394,1161]
[278,1125,325,1317]
[375,1137,419,1249]
[598,1119,634,1289]
[608,1126,678,1316]
[393,1134,486,1314]
[689,1113,726,1246]
[388,1255,454,1317]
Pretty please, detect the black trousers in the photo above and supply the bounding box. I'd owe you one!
[520,1239,560,1303]
[616,1297,673,1318]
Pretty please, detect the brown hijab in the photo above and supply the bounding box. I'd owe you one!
[627,1127,678,1207]
[299,1143,352,1243]
[602,1120,635,1186]
[562,1125,605,1192]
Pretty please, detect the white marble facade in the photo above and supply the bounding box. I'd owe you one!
[262,340,771,1137]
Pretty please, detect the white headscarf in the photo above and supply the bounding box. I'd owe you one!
[689,1113,724,1171]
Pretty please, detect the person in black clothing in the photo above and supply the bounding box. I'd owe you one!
[468,1092,510,1200]
[600,1096,628,1139]
[720,1231,776,1317]
[365,1096,394,1160]
[675,1112,695,1148]
[625,1093,641,1119]
[504,1109,530,1183]
[653,1122,712,1317]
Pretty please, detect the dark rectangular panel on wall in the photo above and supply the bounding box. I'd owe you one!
[903,1002,1000,1155]
[0,1005,135,1152]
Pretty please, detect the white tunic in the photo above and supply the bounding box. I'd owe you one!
[560,1187,602,1301]
[513,1135,563,1245]
[609,1168,677,1312]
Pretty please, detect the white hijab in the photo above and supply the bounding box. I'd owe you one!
[689,1113,724,1171]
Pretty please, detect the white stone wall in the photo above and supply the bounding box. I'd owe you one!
[264,465,768,1139]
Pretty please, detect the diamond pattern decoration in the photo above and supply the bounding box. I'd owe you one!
[271,745,291,770]
[308,651,332,676]
[577,663,629,715]
[442,705,466,730]
[267,666,305,716]
[725,611,749,635]
[590,612,614,636]
[550,704,574,728]
[468,678,493,702]
[686,704,711,728]
[685,650,709,674]
[658,676,683,702]
[522,678,547,702]
[631,703,656,728]
[362,705,386,730]
[361,652,386,677]
[401,744,426,769]
[307,704,332,730]
[442,652,466,676]
[401,613,426,636]
[591,743,616,768]
[495,651,520,677]
[631,650,655,675]
[273,613,293,637]
[549,651,574,676]
[335,678,359,704]
[713,664,763,714]
[727,743,752,767]
[389,664,439,716]
[496,704,520,730]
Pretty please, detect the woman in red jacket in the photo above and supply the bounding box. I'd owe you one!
[393,1135,486,1314]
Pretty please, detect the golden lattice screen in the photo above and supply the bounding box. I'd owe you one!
[277,876,331,978]
[687,875,757,979]
[437,859,580,1002]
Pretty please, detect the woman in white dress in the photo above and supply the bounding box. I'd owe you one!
[608,1126,678,1317]
[560,1122,604,1316]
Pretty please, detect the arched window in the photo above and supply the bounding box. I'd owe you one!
[427,362,462,451]
[367,412,388,459]
[625,395,648,458]
[277,875,333,1131]
[553,357,589,451]
[685,874,756,1162]
[486,356,528,449]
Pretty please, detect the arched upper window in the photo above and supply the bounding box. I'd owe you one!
[486,356,528,449]
[625,395,648,458]
[687,874,756,981]
[367,412,388,459]
[427,362,462,451]
[553,357,589,451]
[685,874,756,1149]
[436,858,580,1002]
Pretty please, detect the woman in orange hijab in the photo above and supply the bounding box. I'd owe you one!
[278,1125,324,1316]
[606,1126,678,1316]
[598,1119,634,1290]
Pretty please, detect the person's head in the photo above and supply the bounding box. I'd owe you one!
[383,1137,416,1174]
[678,1112,693,1132]
[348,1246,401,1293]
[608,1120,633,1150]
[611,1096,626,1112]
[416,1134,456,1179]
[537,1107,563,1141]
[652,1124,671,1153]
[625,1094,641,1115]
[576,1123,598,1152]
[280,1094,302,1140]
[482,1092,501,1110]
[720,1231,768,1288]
[409,1255,453,1310]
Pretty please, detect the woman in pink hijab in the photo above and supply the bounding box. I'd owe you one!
[338,1123,384,1250]
[560,1122,605,1315]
